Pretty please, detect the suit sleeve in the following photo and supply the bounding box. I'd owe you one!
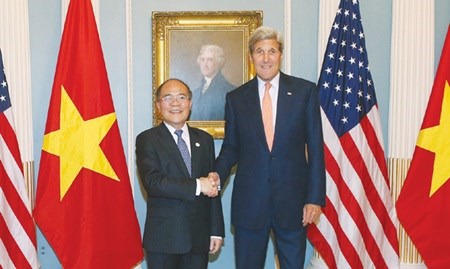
[305,83,326,206]
[135,132,197,202]
[207,137,225,237]
[214,92,240,187]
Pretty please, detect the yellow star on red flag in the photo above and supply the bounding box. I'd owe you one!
[42,86,119,200]
[416,81,450,196]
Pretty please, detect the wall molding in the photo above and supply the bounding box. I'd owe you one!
[388,0,435,266]
[388,0,434,159]
[0,0,34,204]
[126,0,135,193]
[0,0,33,162]
[317,0,339,76]
[284,0,292,74]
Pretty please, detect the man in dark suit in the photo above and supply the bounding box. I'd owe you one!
[190,45,236,121]
[211,26,326,269]
[136,78,224,269]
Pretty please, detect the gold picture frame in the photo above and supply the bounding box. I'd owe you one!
[152,11,263,139]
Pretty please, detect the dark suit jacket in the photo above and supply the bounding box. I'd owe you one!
[190,72,236,121]
[136,123,224,254]
[215,72,326,230]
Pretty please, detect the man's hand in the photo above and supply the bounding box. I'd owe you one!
[208,172,221,191]
[302,204,322,226]
[209,237,223,254]
[199,177,218,197]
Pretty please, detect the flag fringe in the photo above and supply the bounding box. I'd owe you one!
[387,157,423,264]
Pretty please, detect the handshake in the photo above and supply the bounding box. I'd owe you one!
[199,172,220,197]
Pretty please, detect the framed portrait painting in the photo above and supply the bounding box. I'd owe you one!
[152,11,263,138]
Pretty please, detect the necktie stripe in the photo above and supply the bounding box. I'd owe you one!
[174,129,192,176]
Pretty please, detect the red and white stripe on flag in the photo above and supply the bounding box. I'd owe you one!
[0,51,39,269]
[309,108,399,268]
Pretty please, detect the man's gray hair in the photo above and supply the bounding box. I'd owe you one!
[248,26,284,54]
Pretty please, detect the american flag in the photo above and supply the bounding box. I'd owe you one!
[307,0,400,268]
[0,50,39,268]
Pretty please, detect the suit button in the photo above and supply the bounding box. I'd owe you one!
[270,156,275,160]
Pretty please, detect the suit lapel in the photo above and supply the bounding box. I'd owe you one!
[242,78,268,149]
[156,124,191,178]
[188,127,202,178]
[274,73,294,148]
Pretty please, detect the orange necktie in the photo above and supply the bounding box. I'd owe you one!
[262,82,274,151]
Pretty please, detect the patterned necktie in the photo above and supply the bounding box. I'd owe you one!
[174,129,191,176]
[262,82,274,151]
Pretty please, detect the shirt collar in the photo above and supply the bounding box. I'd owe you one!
[257,72,280,91]
[164,122,188,135]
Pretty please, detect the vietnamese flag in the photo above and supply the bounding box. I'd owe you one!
[33,0,143,268]
[396,25,450,269]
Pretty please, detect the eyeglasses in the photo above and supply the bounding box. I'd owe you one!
[160,94,190,104]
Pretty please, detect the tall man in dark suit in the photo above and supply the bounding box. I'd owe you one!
[211,26,326,269]
[136,78,224,269]
[190,45,236,121]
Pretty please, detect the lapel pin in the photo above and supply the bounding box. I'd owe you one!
[287,92,292,95]
[195,142,200,147]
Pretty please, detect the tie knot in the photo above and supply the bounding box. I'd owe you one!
[264,82,271,92]
[174,129,183,137]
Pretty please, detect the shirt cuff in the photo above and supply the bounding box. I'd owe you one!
[210,236,222,240]
[214,172,221,191]
[195,178,201,196]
